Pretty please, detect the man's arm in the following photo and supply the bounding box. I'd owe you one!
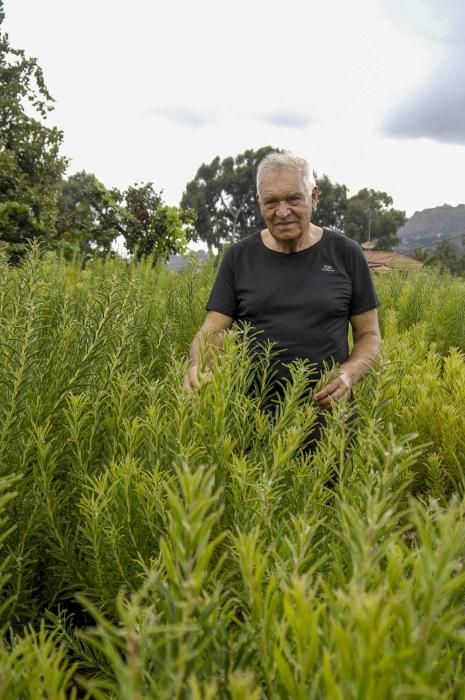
[314,308,381,409]
[183,311,234,391]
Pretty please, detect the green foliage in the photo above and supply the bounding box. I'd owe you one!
[0,621,78,699]
[122,182,195,262]
[0,253,464,696]
[180,146,279,249]
[344,188,406,250]
[0,473,19,632]
[424,240,465,276]
[313,177,406,251]
[312,175,406,252]
[0,2,67,260]
[312,174,348,232]
[56,171,122,257]
[374,267,465,353]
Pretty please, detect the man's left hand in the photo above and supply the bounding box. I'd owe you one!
[314,370,352,409]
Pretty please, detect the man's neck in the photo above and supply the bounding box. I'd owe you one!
[261,224,324,254]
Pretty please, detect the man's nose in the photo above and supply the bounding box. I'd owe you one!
[275,200,291,217]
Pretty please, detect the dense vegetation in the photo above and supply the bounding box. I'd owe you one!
[1,249,465,697]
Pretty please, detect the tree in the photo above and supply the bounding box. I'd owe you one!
[121,182,195,262]
[0,1,67,260]
[425,241,465,276]
[343,188,406,251]
[55,171,121,257]
[181,146,279,250]
[313,175,347,232]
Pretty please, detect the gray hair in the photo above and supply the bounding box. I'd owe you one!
[256,152,317,198]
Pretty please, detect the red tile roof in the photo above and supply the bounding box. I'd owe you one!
[363,250,424,271]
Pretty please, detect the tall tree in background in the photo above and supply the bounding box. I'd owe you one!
[0,1,67,260]
[122,182,195,262]
[181,146,278,250]
[313,175,347,232]
[56,171,122,257]
[343,188,406,250]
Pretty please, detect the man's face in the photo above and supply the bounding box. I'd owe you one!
[258,167,318,243]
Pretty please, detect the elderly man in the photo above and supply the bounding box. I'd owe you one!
[184,152,381,425]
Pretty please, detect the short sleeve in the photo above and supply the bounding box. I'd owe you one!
[347,242,379,316]
[206,248,238,319]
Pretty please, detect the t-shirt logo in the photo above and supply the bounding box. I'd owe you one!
[321,264,335,272]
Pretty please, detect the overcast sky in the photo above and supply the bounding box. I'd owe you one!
[5,0,465,221]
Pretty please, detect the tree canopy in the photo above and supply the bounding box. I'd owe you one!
[181,146,279,250]
[56,171,121,257]
[121,182,195,262]
[343,188,406,250]
[0,0,67,260]
[312,175,348,232]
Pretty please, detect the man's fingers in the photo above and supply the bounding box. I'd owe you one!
[314,377,350,407]
[183,366,200,391]
[314,380,338,400]
[184,376,198,392]
[183,366,214,392]
[314,379,344,402]
[316,393,344,409]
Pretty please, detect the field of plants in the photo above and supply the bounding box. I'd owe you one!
[1,246,465,698]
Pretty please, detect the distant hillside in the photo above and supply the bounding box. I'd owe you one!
[396,204,465,253]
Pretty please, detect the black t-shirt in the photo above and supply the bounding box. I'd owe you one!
[206,229,379,383]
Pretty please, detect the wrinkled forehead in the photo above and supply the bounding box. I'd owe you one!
[258,166,308,198]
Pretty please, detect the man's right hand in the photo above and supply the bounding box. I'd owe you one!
[183,365,212,392]
[183,365,200,391]
[184,311,233,392]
